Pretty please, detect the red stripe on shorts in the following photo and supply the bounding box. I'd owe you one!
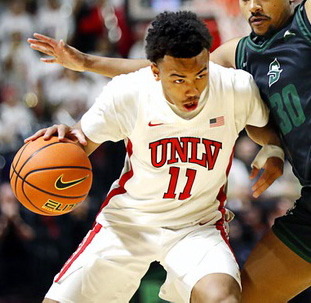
[55,223,102,283]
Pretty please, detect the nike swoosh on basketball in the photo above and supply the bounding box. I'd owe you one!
[148,122,164,127]
[55,174,89,190]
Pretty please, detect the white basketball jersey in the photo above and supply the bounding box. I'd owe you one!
[81,62,269,228]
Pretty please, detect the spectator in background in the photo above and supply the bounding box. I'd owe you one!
[234,135,259,171]
[0,0,35,44]
[1,31,40,95]
[227,156,252,212]
[36,0,74,42]
[0,85,37,181]
[128,23,148,59]
[41,67,107,124]
[212,0,250,42]
[239,203,268,244]
[228,219,251,267]
[42,68,92,123]
[0,182,36,303]
[72,0,109,53]
[267,197,294,228]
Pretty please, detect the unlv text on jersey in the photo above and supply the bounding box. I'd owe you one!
[149,137,222,169]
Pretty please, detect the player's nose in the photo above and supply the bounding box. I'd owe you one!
[249,0,262,13]
[185,84,199,97]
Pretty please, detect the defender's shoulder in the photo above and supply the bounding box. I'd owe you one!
[211,37,243,68]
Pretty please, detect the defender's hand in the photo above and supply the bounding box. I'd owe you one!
[250,157,284,198]
[28,33,86,72]
[25,124,87,146]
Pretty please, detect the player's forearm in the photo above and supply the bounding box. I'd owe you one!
[246,121,282,147]
[83,55,150,78]
[74,121,100,156]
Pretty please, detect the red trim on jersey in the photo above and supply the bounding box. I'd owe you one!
[215,148,236,257]
[95,139,134,222]
[55,223,102,283]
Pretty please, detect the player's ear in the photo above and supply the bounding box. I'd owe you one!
[151,63,160,81]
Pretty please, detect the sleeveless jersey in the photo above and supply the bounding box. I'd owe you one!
[81,63,269,228]
[236,0,311,186]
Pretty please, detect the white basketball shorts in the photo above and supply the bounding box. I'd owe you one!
[45,222,240,303]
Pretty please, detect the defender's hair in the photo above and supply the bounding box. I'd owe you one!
[145,11,213,63]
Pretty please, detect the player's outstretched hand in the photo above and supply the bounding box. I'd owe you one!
[25,124,87,146]
[250,157,283,198]
[28,33,86,72]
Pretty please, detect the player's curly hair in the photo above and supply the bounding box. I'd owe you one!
[145,11,213,63]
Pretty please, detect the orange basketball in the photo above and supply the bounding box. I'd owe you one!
[9,136,93,216]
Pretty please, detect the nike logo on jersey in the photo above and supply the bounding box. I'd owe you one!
[55,174,89,190]
[284,30,296,41]
[267,58,283,87]
[148,121,164,127]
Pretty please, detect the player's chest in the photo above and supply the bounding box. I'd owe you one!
[245,44,311,136]
[131,116,236,172]
[245,39,311,100]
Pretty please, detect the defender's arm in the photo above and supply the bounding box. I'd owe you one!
[29,33,241,76]
[84,56,150,77]
[28,33,150,77]
[210,37,241,68]
[246,120,282,147]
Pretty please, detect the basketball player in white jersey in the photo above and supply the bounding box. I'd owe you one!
[26,11,284,303]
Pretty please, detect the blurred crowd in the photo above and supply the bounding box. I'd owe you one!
[0,0,307,302]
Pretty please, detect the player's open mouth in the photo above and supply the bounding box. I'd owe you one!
[250,16,269,26]
[183,101,198,111]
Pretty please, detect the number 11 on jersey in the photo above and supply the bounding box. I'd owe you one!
[163,167,197,200]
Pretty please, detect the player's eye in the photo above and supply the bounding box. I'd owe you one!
[174,79,185,84]
[196,74,207,80]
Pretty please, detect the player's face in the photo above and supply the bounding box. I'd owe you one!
[151,49,209,112]
[239,0,294,36]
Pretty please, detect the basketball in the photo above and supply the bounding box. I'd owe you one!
[9,136,93,216]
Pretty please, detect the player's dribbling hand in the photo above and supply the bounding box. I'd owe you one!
[250,156,283,198]
[25,124,87,147]
[28,33,86,72]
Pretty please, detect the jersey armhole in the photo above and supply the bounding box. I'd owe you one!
[295,0,311,46]
[235,37,247,70]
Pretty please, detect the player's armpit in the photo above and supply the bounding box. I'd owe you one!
[210,37,241,68]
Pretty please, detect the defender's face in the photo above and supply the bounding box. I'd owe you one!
[151,49,209,113]
[239,0,294,36]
